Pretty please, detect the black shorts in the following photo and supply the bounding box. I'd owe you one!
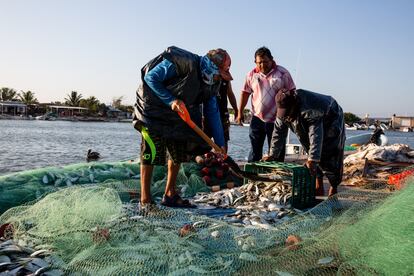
[140,128,189,166]
[222,116,230,142]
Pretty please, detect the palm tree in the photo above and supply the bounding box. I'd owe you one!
[80,96,100,114]
[112,96,124,109]
[19,90,39,105]
[0,87,18,101]
[98,103,108,116]
[64,91,83,106]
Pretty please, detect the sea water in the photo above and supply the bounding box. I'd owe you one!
[1,119,414,175]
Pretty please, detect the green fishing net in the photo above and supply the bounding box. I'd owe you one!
[1,174,413,275]
[0,161,207,214]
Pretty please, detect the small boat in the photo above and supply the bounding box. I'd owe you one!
[345,125,357,130]
[345,130,388,147]
[353,123,362,130]
[35,112,57,121]
[401,127,413,132]
[380,123,389,131]
[286,143,304,155]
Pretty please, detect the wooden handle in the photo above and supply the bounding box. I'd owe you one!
[192,124,223,153]
[176,102,223,153]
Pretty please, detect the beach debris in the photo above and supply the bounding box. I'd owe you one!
[343,144,414,185]
[211,230,220,239]
[0,223,15,240]
[285,235,302,250]
[91,227,110,244]
[345,144,414,164]
[179,224,195,237]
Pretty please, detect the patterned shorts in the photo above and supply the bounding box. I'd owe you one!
[140,128,189,166]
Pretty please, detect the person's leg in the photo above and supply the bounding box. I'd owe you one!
[140,164,154,204]
[315,167,325,196]
[164,159,181,197]
[161,140,195,207]
[139,128,166,204]
[328,185,338,197]
[265,121,275,150]
[315,177,325,196]
[321,150,344,197]
[326,163,342,196]
[248,116,266,162]
[264,121,285,160]
[222,117,230,153]
[326,103,345,197]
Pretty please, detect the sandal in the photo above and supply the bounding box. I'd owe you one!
[161,194,196,208]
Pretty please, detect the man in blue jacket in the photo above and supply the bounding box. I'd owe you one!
[133,46,232,208]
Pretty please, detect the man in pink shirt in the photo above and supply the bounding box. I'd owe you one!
[236,47,296,162]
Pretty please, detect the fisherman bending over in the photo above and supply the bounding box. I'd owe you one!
[263,89,346,196]
[133,46,232,208]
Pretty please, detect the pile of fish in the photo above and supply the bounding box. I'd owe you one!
[0,238,64,275]
[193,176,301,228]
[343,143,414,186]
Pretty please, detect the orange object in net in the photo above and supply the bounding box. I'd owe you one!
[388,168,414,190]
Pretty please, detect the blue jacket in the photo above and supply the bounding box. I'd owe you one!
[133,46,224,148]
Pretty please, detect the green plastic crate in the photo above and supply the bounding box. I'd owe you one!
[243,161,315,209]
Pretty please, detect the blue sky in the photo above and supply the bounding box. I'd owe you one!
[1,0,413,117]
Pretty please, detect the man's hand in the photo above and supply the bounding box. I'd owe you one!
[171,99,185,113]
[305,160,319,176]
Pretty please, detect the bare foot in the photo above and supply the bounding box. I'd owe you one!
[328,186,338,197]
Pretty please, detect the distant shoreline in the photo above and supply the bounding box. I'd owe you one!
[0,114,132,123]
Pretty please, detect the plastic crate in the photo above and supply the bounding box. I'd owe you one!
[243,161,315,209]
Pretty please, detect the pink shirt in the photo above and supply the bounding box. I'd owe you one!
[242,64,296,123]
